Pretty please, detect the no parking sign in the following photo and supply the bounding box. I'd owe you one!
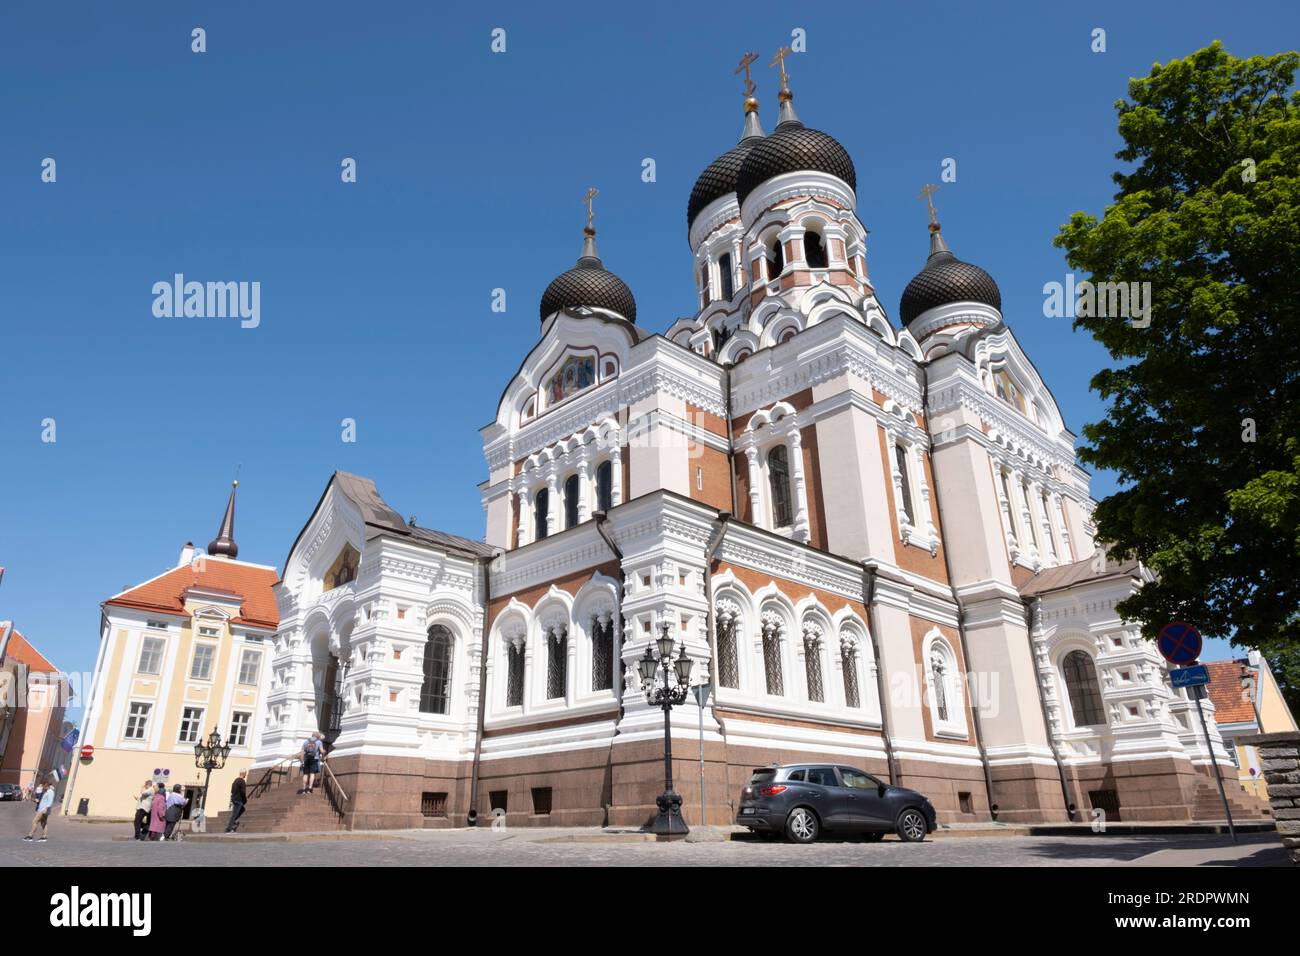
[1157,621,1202,665]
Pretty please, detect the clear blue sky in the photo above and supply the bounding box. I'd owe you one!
[4,1,1289,714]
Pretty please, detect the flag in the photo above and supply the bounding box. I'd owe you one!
[53,765,65,781]
[60,727,80,753]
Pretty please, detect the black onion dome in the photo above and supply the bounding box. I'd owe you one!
[688,138,762,226]
[539,250,637,325]
[898,231,1001,326]
[735,120,856,207]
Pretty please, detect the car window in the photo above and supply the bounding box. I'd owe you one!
[806,767,837,786]
[787,769,805,782]
[749,769,776,785]
[839,769,875,789]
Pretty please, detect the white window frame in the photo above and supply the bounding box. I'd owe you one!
[228,710,252,747]
[124,701,152,741]
[178,706,205,744]
[237,647,261,686]
[189,643,216,681]
[137,636,165,675]
[923,631,967,738]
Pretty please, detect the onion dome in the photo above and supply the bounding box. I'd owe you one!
[898,224,1002,326]
[687,97,766,228]
[206,480,238,558]
[734,88,855,208]
[539,195,637,326]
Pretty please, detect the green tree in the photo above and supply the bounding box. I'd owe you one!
[1054,43,1300,682]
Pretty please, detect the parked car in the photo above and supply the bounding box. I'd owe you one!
[737,764,937,844]
[0,784,23,801]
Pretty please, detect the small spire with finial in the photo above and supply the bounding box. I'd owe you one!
[917,183,951,257]
[769,46,799,125]
[735,52,764,139]
[206,476,239,559]
[579,186,600,263]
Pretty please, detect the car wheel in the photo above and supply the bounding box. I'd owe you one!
[863,831,885,842]
[785,807,819,844]
[896,807,927,843]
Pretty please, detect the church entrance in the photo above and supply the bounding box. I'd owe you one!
[320,654,346,746]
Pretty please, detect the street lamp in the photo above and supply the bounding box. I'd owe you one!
[194,727,231,821]
[641,620,694,837]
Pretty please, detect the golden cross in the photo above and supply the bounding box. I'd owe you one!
[770,46,793,92]
[583,186,598,231]
[917,183,940,226]
[735,51,759,98]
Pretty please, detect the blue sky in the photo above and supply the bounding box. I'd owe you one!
[3,1,1289,712]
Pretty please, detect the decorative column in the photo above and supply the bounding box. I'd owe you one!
[886,428,910,531]
[788,430,811,543]
[576,451,592,525]
[1052,493,1074,561]
[911,443,940,551]
[780,224,807,267]
[822,223,848,268]
[1031,482,1056,564]
[744,445,762,523]
[516,485,531,548]
[993,461,1021,562]
[545,468,559,537]
[1010,468,1040,566]
[609,446,623,507]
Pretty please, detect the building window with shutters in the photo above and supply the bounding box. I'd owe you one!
[420,625,454,715]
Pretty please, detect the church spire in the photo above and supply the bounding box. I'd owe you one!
[736,52,765,140]
[770,46,800,126]
[578,186,601,265]
[206,480,239,559]
[918,183,951,258]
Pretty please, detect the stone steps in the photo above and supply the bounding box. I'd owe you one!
[1191,780,1271,821]
[211,766,345,834]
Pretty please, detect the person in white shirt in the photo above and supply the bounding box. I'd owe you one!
[24,781,56,842]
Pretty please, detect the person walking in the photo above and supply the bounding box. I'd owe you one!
[298,732,324,795]
[164,784,188,841]
[133,781,153,840]
[23,781,56,842]
[225,770,248,832]
[148,785,167,841]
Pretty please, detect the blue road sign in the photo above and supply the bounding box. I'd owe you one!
[1158,622,1202,665]
[1169,664,1210,689]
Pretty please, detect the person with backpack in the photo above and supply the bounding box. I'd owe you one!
[298,731,325,795]
[163,784,188,841]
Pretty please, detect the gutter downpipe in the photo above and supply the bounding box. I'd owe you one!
[593,511,627,825]
[699,513,731,824]
[920,366,996,816]
[1023,595,1076,820]
[861,563,898,786]
[467,550,500,827]
[723,364,738,518]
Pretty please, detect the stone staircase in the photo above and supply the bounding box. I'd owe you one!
[211,762,346,834]
[1191,780,1272,822]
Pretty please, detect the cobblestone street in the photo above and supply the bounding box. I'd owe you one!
[1,803,1285,867]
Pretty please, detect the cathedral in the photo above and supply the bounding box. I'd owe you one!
[247,55,1254,832]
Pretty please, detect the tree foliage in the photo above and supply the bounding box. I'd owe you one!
[1054,43,1300,680]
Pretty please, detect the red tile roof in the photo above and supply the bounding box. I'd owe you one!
[1205,660,1256,725]
[3,628,59,673]
[105,559,279,628]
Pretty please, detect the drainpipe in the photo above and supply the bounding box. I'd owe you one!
[723,364,738,518]
[920,366,996,817]
[862,563,898,786]
[593,514,626,727]
[467,550,500,826]
[1023,596,1076,820]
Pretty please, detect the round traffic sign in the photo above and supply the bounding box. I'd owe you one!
[79,744,94,760]
[1157,622,1202,665]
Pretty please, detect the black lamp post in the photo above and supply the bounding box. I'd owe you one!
[639,620,694,838]
[194,727,231,820]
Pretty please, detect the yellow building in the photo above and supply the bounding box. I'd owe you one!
[63,483,278,822]
[1206,655,1299,800]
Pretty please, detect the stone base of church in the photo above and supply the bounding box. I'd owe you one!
[268,744,1237,832]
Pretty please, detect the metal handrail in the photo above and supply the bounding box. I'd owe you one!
[248,756,298,798]
[321,760,349,802]
[320,760,349,821]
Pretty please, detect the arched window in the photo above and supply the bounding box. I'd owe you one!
[930,650,950,722]
[760,610,785,696]
[596,460,613,514]
[419,625,454,714]
[1062,650,1105,726]
[779,327,797,344]
[719,252,735,300]
[766,234,784,281]
[802,624,824,702]
[534,488,549,541]
[926,636,963,733]
[716,600,741,689]
[804,230,828,268]
[591,615,614,692]
[840,636,861,708]
[768,445,793,528]
[564,474,580,529]
[545,623,568,699]
[506,639,525,707]
[895,443,915,525]
[699,263,711,306]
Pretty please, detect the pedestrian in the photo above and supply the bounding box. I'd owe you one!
[133,781,153,840]
[148,785,167,841]
[164,784,188,841]
[299,731,325,795]
[23,780,56,842]
[225,770,248,832]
